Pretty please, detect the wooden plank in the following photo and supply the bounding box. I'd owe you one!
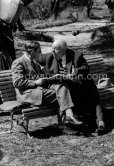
[0,78,12,82]
[2,96,16,102]
[89,69,105,74]
[86,57,103,61]
[85,55,103,60]
[88,61,104,66]
[0,88,15,94]
[89,66,104,71]
[100,92,114,97]
[0,70,11,74]
[98,86,114,92]
[22,106,57,113]
[87,58,103,63]
[23,108,57,118]
[0,81,13,86]
[100,94,114,100]
[89,67,104,72]
[0,75,12,79]
[0,85,14,91]
[89,69,106,74]
[1,92,16,98]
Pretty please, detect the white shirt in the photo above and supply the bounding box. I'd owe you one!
[61,54,66,68]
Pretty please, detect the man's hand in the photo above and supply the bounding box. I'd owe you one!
[49,74,63,80]
[72,67,78,76]
[35,78,45,86]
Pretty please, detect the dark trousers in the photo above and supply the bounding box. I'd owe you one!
[67,79,104,124]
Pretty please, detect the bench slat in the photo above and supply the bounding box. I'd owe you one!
[85,55,102,59]
[0,78,12,82]
[0,85,14,91]
[0,70,11,74]
[89,62,104,67]
[23,108,57,118]
[0,88,15,94]
[87,58,103,63]
[1,91,16,97]
[89,66,105,71]
[99,86,114,92]
[2,96,16,102]
[89,69,106,74]
[0,81,13,86]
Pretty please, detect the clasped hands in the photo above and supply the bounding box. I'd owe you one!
[35,71,78,86]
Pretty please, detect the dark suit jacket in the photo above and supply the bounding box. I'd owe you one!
[42,48,89,80]
[11,54,44,105]
[41,48,99,107]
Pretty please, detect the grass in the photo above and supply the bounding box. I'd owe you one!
[0,109,114,166]
[1,1,114,165]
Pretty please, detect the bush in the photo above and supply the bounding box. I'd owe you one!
[20,0,51,20]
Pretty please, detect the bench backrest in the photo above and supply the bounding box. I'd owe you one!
[85,55,106,84]
[86,55,105,74]
[0,70,16,102]
[0,55,105,103]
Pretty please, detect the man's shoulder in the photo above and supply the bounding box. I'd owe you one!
[45,52,54,62]
[45,52,53,59]
[66,48,83,58]
[67,48,82,54]
[13,55,25,63]
[12,55,25,68]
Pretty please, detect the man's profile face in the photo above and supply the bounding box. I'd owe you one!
[31,46,42,61]
[54,47,66,60]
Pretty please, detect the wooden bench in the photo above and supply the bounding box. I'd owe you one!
[0,55,114,137]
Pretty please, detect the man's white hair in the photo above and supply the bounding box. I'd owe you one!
[52,39,67,50]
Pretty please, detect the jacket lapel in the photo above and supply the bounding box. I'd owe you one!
[47,55,58,74]
[32,60,42,74]
[22,55,38,75]
[53,57,58,74]
[66,54,73,73]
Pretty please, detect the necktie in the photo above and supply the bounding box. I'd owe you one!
[58,59,63,68]
[58,59,68,74]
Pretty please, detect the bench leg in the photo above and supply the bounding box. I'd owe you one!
[25,119,29,135]
[10,112,14,132]
[24,118,33,139]
[57,109,64,129]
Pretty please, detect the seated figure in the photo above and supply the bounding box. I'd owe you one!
[11,42,83,134]
[40,39,106,135]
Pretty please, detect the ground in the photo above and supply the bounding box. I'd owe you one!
[1,1,114,165]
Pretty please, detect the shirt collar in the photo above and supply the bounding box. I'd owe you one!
[53,52,66,61]
[61,54,66,62]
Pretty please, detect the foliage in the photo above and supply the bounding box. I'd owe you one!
[90,25,114,50]
[20,0,51,20]
[71,0,96,17]
[20,0,96,21]
[16,31,54,42]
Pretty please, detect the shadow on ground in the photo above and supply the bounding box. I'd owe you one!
[104,107,114,133]
[27,124,62,139]
[25,107,114,139]
[0,149,3,161]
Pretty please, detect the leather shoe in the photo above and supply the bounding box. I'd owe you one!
[64,115,83,125]
[96,126,106,135]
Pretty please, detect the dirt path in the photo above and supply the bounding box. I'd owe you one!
[37,20,109,53]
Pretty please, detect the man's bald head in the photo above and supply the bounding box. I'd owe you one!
[52,39,67,51]
[52,39,67,59]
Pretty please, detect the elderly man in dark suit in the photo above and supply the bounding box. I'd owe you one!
[40,39,105,135]
[11,42,83,134]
